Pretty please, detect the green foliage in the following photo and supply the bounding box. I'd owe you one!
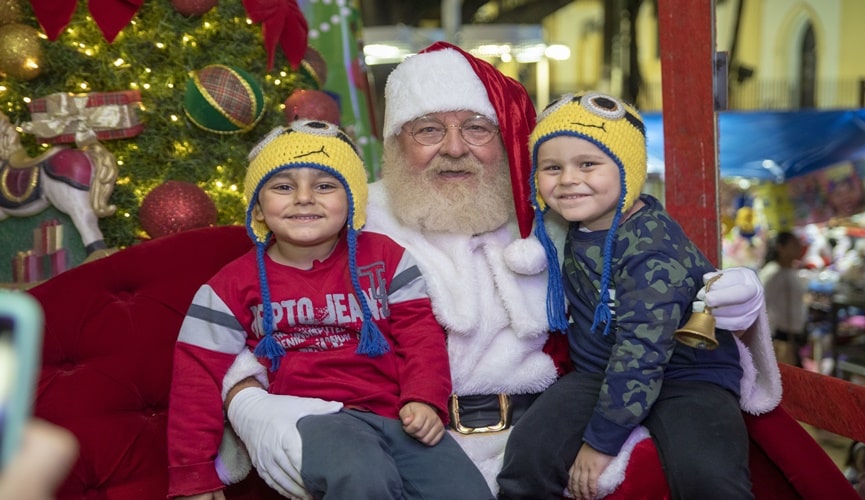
[1,0,314,248]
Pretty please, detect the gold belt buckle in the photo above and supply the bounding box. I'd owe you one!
[450,394,511,434]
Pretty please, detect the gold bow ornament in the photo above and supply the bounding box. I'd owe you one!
[21,90,144,145]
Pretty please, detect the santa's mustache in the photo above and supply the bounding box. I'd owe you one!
[424,157,484,178]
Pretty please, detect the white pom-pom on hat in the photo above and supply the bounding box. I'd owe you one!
[504,236,548,275]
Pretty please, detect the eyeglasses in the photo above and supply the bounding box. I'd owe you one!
[403,115,499,146]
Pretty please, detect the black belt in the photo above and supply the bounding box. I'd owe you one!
[448,393,541,434]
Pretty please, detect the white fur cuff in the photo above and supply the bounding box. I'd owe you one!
[216,424,253,484]
[736,307,783,415]
[222,348,269,401]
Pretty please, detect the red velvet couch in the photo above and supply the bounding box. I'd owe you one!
[28,225,861,499]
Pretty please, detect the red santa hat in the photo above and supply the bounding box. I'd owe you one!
[382,41,537,238]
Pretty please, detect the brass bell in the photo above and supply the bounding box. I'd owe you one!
[674,275,722,350]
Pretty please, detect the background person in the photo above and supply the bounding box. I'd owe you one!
[758,231,806,366]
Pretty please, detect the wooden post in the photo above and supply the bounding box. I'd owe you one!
[658,0,720,266]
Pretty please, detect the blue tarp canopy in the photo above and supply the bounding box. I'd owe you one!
[643,109,865,181]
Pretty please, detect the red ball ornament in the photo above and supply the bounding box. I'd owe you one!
[283,89,341,125]
[139,181,218,239]
[171,0,218,16]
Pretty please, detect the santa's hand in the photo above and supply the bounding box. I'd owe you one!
[695,267,764,331]
[227,387,342,499]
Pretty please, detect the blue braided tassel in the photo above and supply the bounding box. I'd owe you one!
[591,299,612,336]
[534,218,569,333]
[254,334,286,371]
[357,321,390,357]
[253,243,286,371]
[347,228,391,357]
[591,206,623,336]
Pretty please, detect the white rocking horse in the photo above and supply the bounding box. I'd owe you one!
[0,110,118,254]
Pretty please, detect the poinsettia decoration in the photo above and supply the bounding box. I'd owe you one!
[28,0,309,71]
[242,0,308,70]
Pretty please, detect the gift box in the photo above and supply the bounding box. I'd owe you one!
[21,220,70,281]
[40,249,69,279]
[33,219,65,256]
[23,90,145,144]
[12,251,41,283]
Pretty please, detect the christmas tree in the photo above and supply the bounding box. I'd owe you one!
[0,0,379,282]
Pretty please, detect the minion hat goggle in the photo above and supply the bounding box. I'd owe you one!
[244,120,388,370]
[528,92,648,336]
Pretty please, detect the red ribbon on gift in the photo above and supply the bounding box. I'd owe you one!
[242,0,309,70]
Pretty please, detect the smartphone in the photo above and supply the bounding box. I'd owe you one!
[0,290,44,469]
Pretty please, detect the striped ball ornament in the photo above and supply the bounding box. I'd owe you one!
[183,64,265,134]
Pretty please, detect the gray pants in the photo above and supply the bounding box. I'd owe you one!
[497,372,753,500]
[298,409,494,500]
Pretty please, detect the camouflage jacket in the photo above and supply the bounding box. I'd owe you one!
[562,194,742,455]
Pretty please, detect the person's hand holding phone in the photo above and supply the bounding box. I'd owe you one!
[0,290,78,499]
[0,419,78,500]
[1,290,43,467]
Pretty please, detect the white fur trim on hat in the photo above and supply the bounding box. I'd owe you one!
[383,48,497,138]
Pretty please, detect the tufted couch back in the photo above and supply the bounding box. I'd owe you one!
[25,224,858,499]
[29,225,281,499]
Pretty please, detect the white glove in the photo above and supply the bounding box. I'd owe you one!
[227,387,343,499]
[695,267,765,331]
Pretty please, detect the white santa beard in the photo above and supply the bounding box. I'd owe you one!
[381,144,514,234]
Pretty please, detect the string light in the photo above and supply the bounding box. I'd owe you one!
[1,1,332,255]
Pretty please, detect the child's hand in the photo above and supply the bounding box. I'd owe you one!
[399,402,445,446]
[568,443,614,500]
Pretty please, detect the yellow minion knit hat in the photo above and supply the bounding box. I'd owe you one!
[528,92,648,335]
[530,91,647,213]
[244,120,387,369]
[245,119,368,243]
